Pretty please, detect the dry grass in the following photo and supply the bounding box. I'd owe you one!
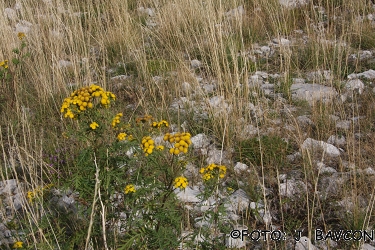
[1,0,375,249]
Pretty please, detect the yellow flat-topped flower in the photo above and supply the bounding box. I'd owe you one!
[174,176,188,189]
[61,84,116,119]
[200,163,227,181]
[117,132,127,141]
[12,241,23,249]
[90,122,99,130]
[17,32,26,40]
[124,184,136,194]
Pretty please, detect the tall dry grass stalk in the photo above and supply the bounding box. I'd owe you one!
[0,0,374,248]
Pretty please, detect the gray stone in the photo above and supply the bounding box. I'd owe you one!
[190,59,202,69]
[317,162,337,174]
[346,79,365,94]
[208,96,231,114]
[301,138,341,157]
[260,209,272,225]
[137,7,155,16]
[297,115,314,126]
[57,60,72,68]
[62,195,75,205]
[206,148,231,165]
[0,179,17,195]
[279,0,309,8]
[336,120,351,130]
[15,20,32,34]
[261,46,271,55]
[362,243,375,250]
[287,152,301,162]
[225,6,245,18]
[181,82,191,94]
[279,180,307,198]
[272,37,291,46]
[293,78,305,84]
[3,230,12,238]
[348,69,375,79]
[261,83,275,95]
[250,201,264,210]
[363,167,375,175]
[191,133,210,149]
[4,8,17,21]
[327,135,346,146]
[12,193,23,211]
[234,162,249,174]
[225,189,250,212]
[306,70,332,82]
[201,84,215,93]
[175,186,200,203]
[242,124,258,137]
[295,236,317,250]
[110,75,131,82]
[183,163,199,179]
[291,83,337,104]
[319,173,348,199]
[349,51,373,61]
[248,74,264,86]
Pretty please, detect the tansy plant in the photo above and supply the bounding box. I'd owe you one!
[0,32,30,103]
[55,84,198,249]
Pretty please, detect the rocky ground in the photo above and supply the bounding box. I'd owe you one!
[2,0,375,249]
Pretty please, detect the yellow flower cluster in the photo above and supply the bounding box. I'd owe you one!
[117,132,127,141]
[61,84,116,119]
[199,163,227,181]
[12,241,23,249]
[18,32,26,40]
[124,184,136,194]
[174,176,188,189]
[141,136,155,156]
[151,120,169,128]
[156,145,164,151]
[163,132,192,155]
[0,60,8,69]
[27,184,53,203]
[112,113,123,128]
[90,122,99,130]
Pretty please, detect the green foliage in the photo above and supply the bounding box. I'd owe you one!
[48,86,197,249]
[275,77,293,101]
[234,135,293,170]
[146,59,175,76]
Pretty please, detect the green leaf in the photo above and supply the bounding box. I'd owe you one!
[12,58,20,65]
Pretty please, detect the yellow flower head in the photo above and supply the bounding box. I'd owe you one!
[18,32,26,40]
[27,191,34,203]
[112,113,123,128]
[174,176,188,189]
[165,132,191,155]
[156,145,164,151]
[151,120,169,128]
[12,241,23,249]
[200,163,227,181]
[90,122,99,130]
[141,136,155,156]
[0,60,9,69]
[124,184,136,194]
[61,84,116,119]
[117,132,127,141]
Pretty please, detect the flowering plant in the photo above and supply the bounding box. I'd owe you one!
[58,85,195,249]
